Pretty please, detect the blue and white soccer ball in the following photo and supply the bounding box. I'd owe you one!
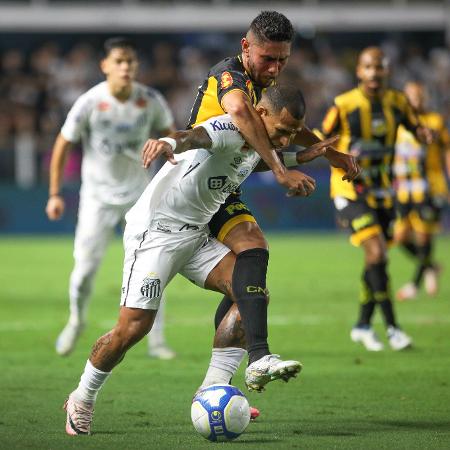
[191,384,251,442]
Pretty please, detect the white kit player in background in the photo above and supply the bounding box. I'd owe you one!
[63,86,334,436]
[45,37,176,359]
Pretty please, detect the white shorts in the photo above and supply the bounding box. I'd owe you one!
[120,227,231,310]
[73,194,135,264]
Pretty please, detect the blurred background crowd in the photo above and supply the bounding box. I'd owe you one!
[1,31,449,189]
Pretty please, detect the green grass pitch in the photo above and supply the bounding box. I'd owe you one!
[1,233,449,449]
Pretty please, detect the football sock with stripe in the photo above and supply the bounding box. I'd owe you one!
[232,248,270,365]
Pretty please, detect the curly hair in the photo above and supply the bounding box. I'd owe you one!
[249,11,295,43]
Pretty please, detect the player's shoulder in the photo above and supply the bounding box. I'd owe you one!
[209,55,245,78]
[134,82,161,98]
[385,88,408,105]
[134,82,167,104]
[70,81,106,110]
[334,88,362,108]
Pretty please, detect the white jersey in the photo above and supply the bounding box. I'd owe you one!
[61,81,174,205]
[125,114,260,232]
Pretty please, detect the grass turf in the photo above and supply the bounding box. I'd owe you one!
[0,233,449,449]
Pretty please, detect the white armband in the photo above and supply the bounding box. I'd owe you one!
[283,152,298,167]
[159,137,177,152]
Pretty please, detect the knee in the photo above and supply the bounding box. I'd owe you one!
[224,222,268,253]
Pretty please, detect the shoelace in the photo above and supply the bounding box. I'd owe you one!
[72,402,94,431]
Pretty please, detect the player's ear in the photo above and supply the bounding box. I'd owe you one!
[241,38,249,55]
[255,105,267,117]
[100,58,108,75]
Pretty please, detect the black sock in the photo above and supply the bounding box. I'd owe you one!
[413,241,432,287]
[357,270,376,327]
[232,248,270,365]
[401,241,419,258]
[214,296,234,330]
[366,262,397,327]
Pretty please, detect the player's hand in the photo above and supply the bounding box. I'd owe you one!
[324,147,361,182]
[46,195,65,221]
[141,138,177,169]
[295,136,339,164]
[416,126,434,145]
[275,169,316,197]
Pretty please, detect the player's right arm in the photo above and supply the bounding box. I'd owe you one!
[45,92,90,220]
[45,134,73,220]
[221,90,313,194]
[142,127,213,167]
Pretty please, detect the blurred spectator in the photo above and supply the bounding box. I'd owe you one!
[0,35,449,188]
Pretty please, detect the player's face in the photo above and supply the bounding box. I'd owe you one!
[356,51,388,95]
[242,38,291,87]
[404,83,426,111]
[261,107,304,148]
[101,47,138,88]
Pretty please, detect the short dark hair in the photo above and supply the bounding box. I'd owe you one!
[103,37,137,57]
[263,85,306,120]
[249,11,294,43]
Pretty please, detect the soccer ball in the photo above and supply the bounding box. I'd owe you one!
[191,384,251,442]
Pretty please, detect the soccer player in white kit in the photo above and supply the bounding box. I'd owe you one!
[45,37,176,359]
[63,85,337,435]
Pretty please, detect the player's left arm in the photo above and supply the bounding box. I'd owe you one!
[292,126,360,181]
[142,127,212,168]
[253,136,339,172]
[401,95,433,145]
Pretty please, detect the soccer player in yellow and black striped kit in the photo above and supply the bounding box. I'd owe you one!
[322,47,432,351]
[143,11,358,405]
[394,81,450,301]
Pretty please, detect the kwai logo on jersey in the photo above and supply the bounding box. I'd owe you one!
[210,120,238,132]
[140,273,161,299]
[221,71,233,89]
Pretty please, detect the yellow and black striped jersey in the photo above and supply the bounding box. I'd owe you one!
[394,111,450,203]
[187,55,265,129]
[322,86,418,209]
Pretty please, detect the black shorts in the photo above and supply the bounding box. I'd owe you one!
[396,197,443,234]
[335,197,395,246]
[209,193,257,242]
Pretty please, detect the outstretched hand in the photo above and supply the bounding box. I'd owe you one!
[325,147,361,182]
[141,139,177,169]
[295,135,340,164]
[275,169,317,197]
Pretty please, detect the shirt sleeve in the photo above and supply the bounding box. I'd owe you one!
[198,114,245,152]
[149,89,175,133]
[60,93,91,143]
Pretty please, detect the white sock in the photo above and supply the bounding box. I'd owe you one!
[199,347,246,389]
[148,296,166,349]
[73,360,111,404]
